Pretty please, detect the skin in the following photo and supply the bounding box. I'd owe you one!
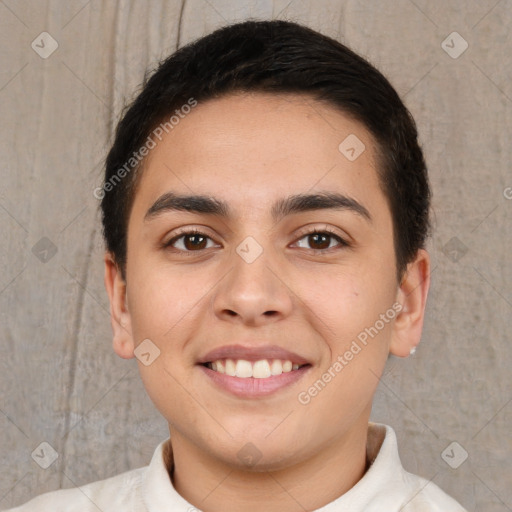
[104,92,430,512]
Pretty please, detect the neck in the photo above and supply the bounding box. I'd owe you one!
[168,418,370,512]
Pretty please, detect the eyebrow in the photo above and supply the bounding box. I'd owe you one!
[144,191,372,223]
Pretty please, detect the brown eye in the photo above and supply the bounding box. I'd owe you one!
[165,230,216,252]
[307,233,331,250]
[295,230,348,251]
[182,233,208,250]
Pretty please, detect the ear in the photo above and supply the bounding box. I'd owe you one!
[389,249,431,358]
[104,252,135,359]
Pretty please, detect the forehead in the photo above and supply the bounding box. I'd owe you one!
[130,92,387,224]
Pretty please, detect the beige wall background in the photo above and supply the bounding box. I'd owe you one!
[0,0,511,510]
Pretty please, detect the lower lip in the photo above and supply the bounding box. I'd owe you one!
[197,364,311,398]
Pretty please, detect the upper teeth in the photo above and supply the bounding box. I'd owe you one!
[209,359,300,378]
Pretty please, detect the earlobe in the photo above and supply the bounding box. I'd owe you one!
[104,253,135,359]
[389,249,431,358]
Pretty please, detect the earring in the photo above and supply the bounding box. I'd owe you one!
[409,347,416,356]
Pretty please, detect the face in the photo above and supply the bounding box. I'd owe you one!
[105,92,429,471]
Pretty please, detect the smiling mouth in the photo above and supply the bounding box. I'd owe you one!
[201,358,310,379]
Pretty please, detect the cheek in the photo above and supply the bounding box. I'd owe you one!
[305,265,393,332]
[127,281,167,340]
[303,272,394,407]
[126,267,200,416]
[302,268,397,394]
[126,244,209,331]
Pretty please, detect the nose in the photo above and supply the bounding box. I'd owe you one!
[211,241,294,327]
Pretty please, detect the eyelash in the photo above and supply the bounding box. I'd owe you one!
[163,227,349,255]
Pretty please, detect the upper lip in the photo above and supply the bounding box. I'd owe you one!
[197,344,311,365]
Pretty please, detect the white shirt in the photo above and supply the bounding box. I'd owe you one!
[3,423,467,511]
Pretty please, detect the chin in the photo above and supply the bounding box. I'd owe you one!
[208,429,309,472]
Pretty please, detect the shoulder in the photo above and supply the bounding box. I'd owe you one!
[2,466,146,512]
[363,423,467,512]
[399,470,468,512]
